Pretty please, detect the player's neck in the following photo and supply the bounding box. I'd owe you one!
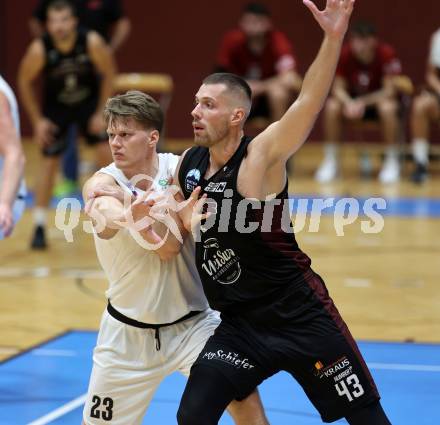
[122,151,159,191]
[207,131,243,178]
[140,151,160,191]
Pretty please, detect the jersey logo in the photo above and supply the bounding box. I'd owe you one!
[158,178,169,188]
[201,238,241,285]
[204,182,227,193]
[185,168,201,192]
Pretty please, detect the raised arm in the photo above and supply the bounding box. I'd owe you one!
[253,0,355,164]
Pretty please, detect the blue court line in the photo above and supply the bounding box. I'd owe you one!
[0,331,438,424]
[288,195,440,218]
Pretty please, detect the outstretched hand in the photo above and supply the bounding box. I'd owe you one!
[303,0,355,40]
[175,187,212,233]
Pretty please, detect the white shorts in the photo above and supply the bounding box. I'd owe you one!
[83,309,220,425]
[0,197,25,240]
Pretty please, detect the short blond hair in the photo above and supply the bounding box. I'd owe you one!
[104,91,164,132]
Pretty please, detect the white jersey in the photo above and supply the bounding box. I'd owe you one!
[0,75,26,198]
[94,153,209,324]
[430,29,440,68]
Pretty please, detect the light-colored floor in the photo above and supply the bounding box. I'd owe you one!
[1,140,439,361]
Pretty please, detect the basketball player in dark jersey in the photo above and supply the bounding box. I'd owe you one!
[18,0,115,249]
[175,1,391,424]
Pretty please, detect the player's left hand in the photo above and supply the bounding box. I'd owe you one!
[303,0,355,40]
[87,183,132,205]
[0,203,14,237]
[175,187,213,233]
[123,190,156,232]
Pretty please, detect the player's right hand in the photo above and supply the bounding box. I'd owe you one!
[34,118,57,148]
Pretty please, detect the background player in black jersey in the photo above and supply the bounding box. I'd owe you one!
[18,0,115,249]
[175,0,392,424]
[29,0,131,53]
[29,0,132,197]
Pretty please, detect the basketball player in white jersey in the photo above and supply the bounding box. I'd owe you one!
[0,75,26,240]
[81,91,268,424]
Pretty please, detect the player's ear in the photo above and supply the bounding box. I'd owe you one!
[231,108,245,127]
[147,129,160,147]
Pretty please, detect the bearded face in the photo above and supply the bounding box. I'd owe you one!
[191,84,236,147]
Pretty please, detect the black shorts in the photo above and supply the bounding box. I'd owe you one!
[42,98,106,157]
[192,274,380,423]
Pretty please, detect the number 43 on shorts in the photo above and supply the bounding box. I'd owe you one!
[90,395,114,421]
[335,373,365,402]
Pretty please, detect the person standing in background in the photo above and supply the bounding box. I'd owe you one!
[29,0,131,196]
[30,0,131,52]
[19,0,116,249]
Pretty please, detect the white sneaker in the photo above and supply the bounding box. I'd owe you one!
[315,157,338,183]
[379,158,400,184]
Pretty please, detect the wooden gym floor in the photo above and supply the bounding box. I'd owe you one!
[0,139,439,363]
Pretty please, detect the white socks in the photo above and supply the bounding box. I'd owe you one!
[324,143,339,160]
[412,138,429,165]
[384,146,399,162]
[33,207,47,226]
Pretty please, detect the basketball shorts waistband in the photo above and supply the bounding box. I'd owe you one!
[106,302,204,330]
